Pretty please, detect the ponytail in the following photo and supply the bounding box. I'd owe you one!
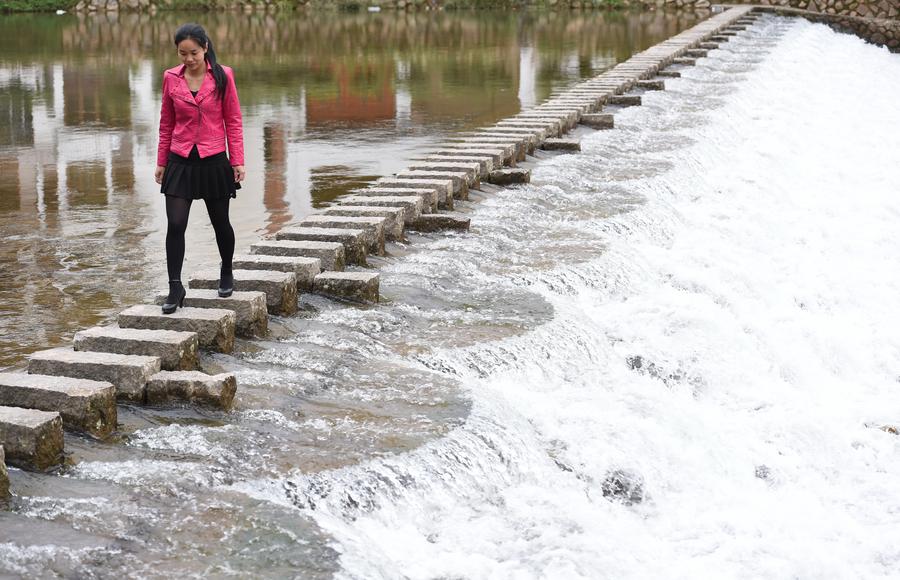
[174,23,228,102]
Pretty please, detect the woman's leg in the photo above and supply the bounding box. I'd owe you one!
[165,196,193,281]
[204,197,235,287]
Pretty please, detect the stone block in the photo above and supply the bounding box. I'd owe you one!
[407,161,483,181]
[673,57,697,65]
[189,270,297,316]
[250,240,346,272]
[414,155,493,175]
[276,227,368,266]
[580,113,615,130]
[657,70,681,78]
[495,120,561,137]
[118,305,236,354]
[541,138,582,152]
[607,95,642,107]
[0,406,64,471]
[429,147,508,167]
[313,272,380,304]
[340,196,424,221]
[375,179,454,210]
[0,446,8,502]
[154,289,269,336]
[407,213,471,233]
[636,80,665,90]
[146,371,236,410]
[350,187,438,212]
[232,254,321,291]
[393,171,469,200]
[699,42,719,50]
[28,347,160,404]
[684,49,708,58]
[488,168,531,185]
[514,113,577,131]
[298,215,386,254]
[443,140,521,160]
[322,206,406,241]
[0,372,116,438]
[75,326,198,371]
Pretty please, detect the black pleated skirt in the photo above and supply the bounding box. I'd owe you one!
[160,146,240,200]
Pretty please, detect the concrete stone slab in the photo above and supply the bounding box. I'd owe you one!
[429,147,508,167]
[350,187,438,213]
[118,305,236,354]
[673,57,697,65]
[146,371,236,410]
[232,254,321,291]
[407,213,471,233]
[153,289,269,337]
[251,240,346,272]
[0,406,64,471]
[313,272,380,304]
[374,179,454,210]
[28,347,160,404]
[0,372,116,438]
[636,80,665,90]
[394,171,471,199]
[699,42,719,50]
[684,49,708,58]
[322,206,406,241]
[580,113,615,130]
[488,168,530,185]
[414,155,493,175]
[298,215,387,254]
[276,227,368,266]
[542,138,582,152]
[657,70,681,78]
[339,196,424,221]
[190,270,298,316]
[407,161,483,181]
[608,95,642,107]
[75,326,199,371]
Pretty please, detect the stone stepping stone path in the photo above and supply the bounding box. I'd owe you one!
[0,5,759,492]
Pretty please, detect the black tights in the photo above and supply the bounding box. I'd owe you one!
[165,196,235,282]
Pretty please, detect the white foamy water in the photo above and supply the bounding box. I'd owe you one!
[237,17,900,579]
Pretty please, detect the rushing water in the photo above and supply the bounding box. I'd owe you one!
[3,12,900,579]
[0,9,699,368]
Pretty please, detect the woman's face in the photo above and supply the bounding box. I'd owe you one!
[177,38,206,73]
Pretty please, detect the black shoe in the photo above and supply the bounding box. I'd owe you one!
[162,280,186,314]
[218,267,234,298]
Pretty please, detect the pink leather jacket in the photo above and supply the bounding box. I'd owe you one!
[157,62,244,167]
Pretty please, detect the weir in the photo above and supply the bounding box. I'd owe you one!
[0,4,878,504]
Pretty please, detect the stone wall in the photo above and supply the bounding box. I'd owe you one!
[751,5,900,50]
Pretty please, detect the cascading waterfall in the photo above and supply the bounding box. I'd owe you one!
[235,16,900,579]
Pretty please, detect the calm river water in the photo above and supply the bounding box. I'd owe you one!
[0,9,699,368]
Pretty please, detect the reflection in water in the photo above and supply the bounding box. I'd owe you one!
[0,9,700,368]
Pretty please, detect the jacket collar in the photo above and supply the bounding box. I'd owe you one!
[169,61,216,104]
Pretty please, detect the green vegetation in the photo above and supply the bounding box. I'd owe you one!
[1,0,74,11]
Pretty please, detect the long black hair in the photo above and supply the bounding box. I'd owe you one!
[174,23,227,101]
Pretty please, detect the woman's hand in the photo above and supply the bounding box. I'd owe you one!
[233,165,246,183]
[155,165,166,184]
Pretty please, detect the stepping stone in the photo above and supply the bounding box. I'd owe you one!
[28,347,160,404]
[313,272,380,304]
[146,371,236,410]
[709,35,730,42]
[407,213,471,233]
[407,161,484,181]
[0,372,116,438]
[118,305,236,354]
[75,326,199,371]
[607,95,642,107]
[153,289,269,336]
[684,49,708,58]
[441,141,521,161]
[375,179,454,210]
[636,80,665,90]
[580,113,615,130]
[488,168,531,185]
[393,171,470,200]
[0,446,8,501]
[276,227,367,266]
[514,114,577,132]
[414,155,493,175]
[339,196,424,222]
[322,206,406,241]
[350,187,438,213]
[463,132,538,149]
[233,254,321,291]
[189,270,297,317]
[699,42,719,50]
[298,215,387,255]
[251,240,346,272]
[541,138,582,152]
[429,147,508,167]
[495,120,561,137]
[657,70,681,78]
[673,57,697,65]
[0,406,64,471]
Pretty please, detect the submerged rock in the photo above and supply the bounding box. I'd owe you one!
[601,469,645,505]
[755,465,771,481]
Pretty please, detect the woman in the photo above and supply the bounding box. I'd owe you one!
[156,23,245,314]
